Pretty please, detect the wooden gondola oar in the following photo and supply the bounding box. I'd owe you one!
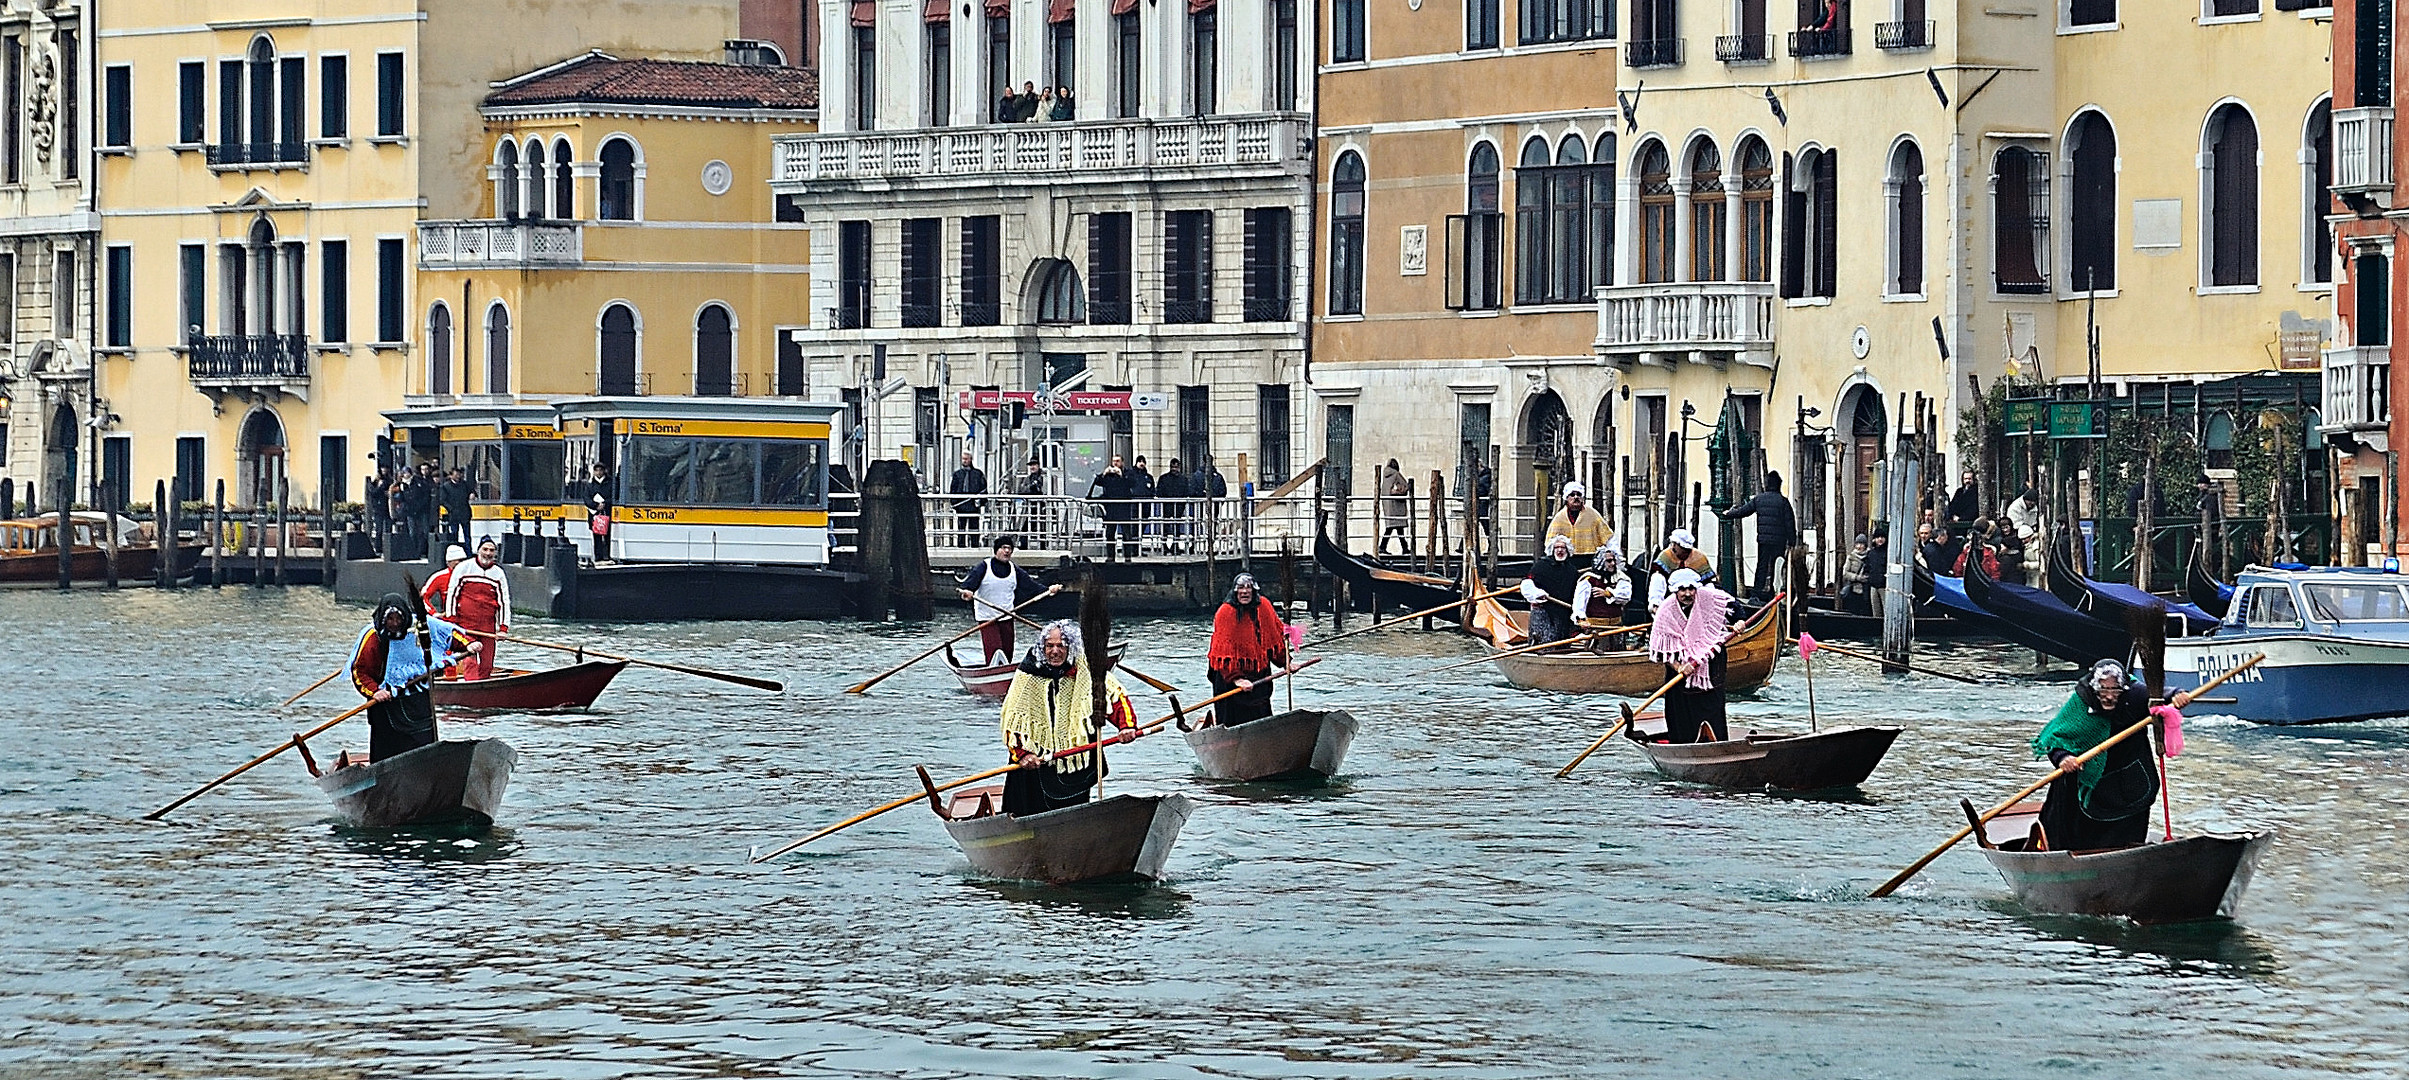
[749,658,1322,863]
[1007,610,1180,694]
[844,590,1059,694]
[1792,636,1985,686]
[1302,585,1519,650]
[1553,669,1687,779]
[1868,652,2265,899]
[463,629,786,693]
[1387,627,1621,683]
[279,666,345,707]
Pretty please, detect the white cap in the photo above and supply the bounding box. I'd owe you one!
[1669,568,1703,589]
[1669,528,1697,548]
[444,544,469,563]
[1562,482,1587,501]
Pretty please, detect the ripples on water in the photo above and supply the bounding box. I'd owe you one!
[2,588,2404,1078]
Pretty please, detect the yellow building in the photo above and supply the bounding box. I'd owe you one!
[93,1,749,514]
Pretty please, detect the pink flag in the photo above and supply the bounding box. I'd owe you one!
[1797,631,1819,659]
[2152,704,2185,757]
[1285,621,1308,649]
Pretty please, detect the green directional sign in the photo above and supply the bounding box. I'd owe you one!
[2048,402,2105,439]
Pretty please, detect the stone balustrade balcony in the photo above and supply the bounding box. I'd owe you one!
[417,220,584,270]
[770,113,1311,189]
[1595,282,1777,367]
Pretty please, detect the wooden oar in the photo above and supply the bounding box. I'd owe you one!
[1303,585,1519,650]
[1868,652,2265,899]
[1391,627,1626,683]
[842,591,1059,694]
[147,698,376,820]
[279,666,345,707]
[1553,669,1688,779]
[1007,611,1180,694]
[1794,638,1985,686]
[748,659,1321,863]
[458,629,786,693]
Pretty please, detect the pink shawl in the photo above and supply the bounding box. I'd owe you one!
[1649,586,1731,689]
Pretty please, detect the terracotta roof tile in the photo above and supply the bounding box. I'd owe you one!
[487,55,818,111]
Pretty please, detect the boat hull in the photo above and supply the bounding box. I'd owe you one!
[432,660,627,711]
[313,738,517,829]
[1980,832,2274,924]
[1314,529,1467,618]
[2164,633,2409,724]
[1182,708,1359,782]
[1489,600,1780,695]
[1634,725,1901,791]
[941,793,1194,884]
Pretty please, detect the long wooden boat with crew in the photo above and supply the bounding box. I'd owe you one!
[915,772,1193,884]
[313,738,518,829]
[433,660,628,711]
[1972,802,2273,923]
[1474,596,1781,695]
[1621,707,1899,791]
[1181,707,1359,782]
[943,640,1126,697]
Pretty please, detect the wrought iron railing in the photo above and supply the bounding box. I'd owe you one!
[1626,38,1684,68]
[1715,34,1773,62]
[188,335,309,381]
[1875,20,1934,50]
[205,142,307,167]
[1788,27,1851,58]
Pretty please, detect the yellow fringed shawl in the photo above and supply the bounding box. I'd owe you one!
[999,663,1133,774]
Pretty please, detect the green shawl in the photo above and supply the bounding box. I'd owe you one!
[2031,691,2115,799]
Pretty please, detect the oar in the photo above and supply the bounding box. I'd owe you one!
[748,658,1322,863]
[1792,637,1985,686]
[1553,669,1687,779]
[459,629,787,693]
[1007,610,1180,694]
[1390,627,1622,683]
[279,666,345,707]
[844,590,1059,694]
[1303,585,1520,649]
[1867,652,2266,899]
[146,698,376,820]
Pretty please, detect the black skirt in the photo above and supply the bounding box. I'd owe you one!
[1660,652,1729,744]
[366,691,438,761]
[1002,759,1100,817]
[1210,672,1277,727]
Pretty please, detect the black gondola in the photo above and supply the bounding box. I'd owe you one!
[1961,539,2133,665]
[2043,531,2220,637]
[1314,528,1475,618]
[2187,541,2233,620]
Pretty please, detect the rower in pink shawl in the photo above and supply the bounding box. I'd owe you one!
[1644,568,1732,743]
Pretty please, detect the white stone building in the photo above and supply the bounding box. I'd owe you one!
[0,0,97,513]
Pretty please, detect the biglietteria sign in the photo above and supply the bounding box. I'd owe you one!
[955,390,1170,411]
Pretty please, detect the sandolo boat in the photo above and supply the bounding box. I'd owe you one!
[1972,801,2272,923]
[915,770,1192,884]
[432,660,628,711]
[1180,707,1359,782]
[313,738,518,829]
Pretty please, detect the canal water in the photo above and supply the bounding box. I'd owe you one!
[2,586,2403,1078]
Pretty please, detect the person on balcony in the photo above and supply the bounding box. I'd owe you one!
[1048,86,1075,121]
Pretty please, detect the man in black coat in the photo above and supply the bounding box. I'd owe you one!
[1157,458,1191,551]
[439,467,473,547]
[948,450,987,546]
[1719,470,1797,600]
[1947,469,1981,532]
[1087,454,1140,560]
[1129,455,1157,548]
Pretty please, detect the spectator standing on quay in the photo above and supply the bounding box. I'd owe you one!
[1718,470,1797,600]
[1129,455,1156,547]
[1157,458,1191,551]
[1378,459,1413,556]
[1088,454,1140,561]
[1947,469,1981,533]
[949,450,988,547]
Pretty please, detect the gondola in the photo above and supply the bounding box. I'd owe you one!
[1180,707,1359,782]
[1961,542,2132,665]
[943,640,1126,697]
[1973,802,2273,923]
[1479,596,1781,695]
[432,660,627,711]
[313,738,518,829]
[2187,542,2234,620]
[1315,528,1474,619]
[2043,531,2219,636]
[1622,706,1900,791]
[915,772,1194,884]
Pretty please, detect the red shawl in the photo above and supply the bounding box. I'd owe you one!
[1209,599,1288,681]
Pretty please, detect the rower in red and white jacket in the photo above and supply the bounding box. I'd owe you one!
[421,543,468,616]
[444,536,512,680]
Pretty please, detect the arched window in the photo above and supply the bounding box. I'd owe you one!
[1737,136,1774,282]
[1330,151,1366,316]
[2205,411,2236,469]
[485,303,511,394]
[1552,137,1590,300]
[2204,103,2260,287]
[2067,111,2117,293]
[1688,138,1726,282]
[1638,141,1674,284]
[553,138,576,219]
[524,139,548,220]
[599,303,638,395]
[247,37,276,149]
[1783,147,1837,299]
[427,303,453,396]
[1461,143,1503,311]
[1037,260,1086,323]
[495,140,521,220]
[1589,133,1617,289]
[599,138,639,221]
[2306,99,2334,286]
[695,304,734,396]
[1887,141,1924,296]
[1515,138,1550,302]
[1993,146,2048,294]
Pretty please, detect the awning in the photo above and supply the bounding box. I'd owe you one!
[851,0,875,26]
[1048,0,1075,21]
[926,0,951,21]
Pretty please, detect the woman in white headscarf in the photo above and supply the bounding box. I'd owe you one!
[1520,535,1582,645]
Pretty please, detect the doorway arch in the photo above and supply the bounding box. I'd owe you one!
[43,403,78,507]
[236,407,287,507]
[1837,382,1889,544]
[1519,388,1574,537]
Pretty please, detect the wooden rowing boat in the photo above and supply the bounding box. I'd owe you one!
[923,783,1194,884]
[1181,707,1359,782]
[432,660,628,711]
[313,738,517,829]
[1972,802,2273,923]
[1622,707,1899,790]
[1480,596,1780,695]
[0,515,201,583]
[943,641,1127,697]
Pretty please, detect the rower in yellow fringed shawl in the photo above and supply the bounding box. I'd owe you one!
[998,619,1139,817]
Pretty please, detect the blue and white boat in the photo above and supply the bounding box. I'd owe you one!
[2165,567,2409,725]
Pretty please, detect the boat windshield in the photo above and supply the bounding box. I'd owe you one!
[2302,582,2409,622]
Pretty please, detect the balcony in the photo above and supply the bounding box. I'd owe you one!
[1715,34,1773,63]
[418,220,584,270]
[771,113,1310,188]
[2335,107,2395,198]
[2321,345,2391,433]
[205,142,307,170]
[1595,282,1777,367]
[1788,27,1852,58]
[1875,20,1934,50]
[1626,38,1684,68]
[189,334,309,392]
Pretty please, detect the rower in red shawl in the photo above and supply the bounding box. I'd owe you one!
[1206,573,1296,727]
[444,536,511,681]
[1642,567,1731,743]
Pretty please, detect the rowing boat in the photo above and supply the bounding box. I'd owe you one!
[1479,596,1781,695]
[432,660,628,711]
[1973,802,2272,923]
[1622,707,1900,790]
[943,641,1127,697]
[921,781,1194,884]
[1181,707,1359,782]
[313,738,518,829]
